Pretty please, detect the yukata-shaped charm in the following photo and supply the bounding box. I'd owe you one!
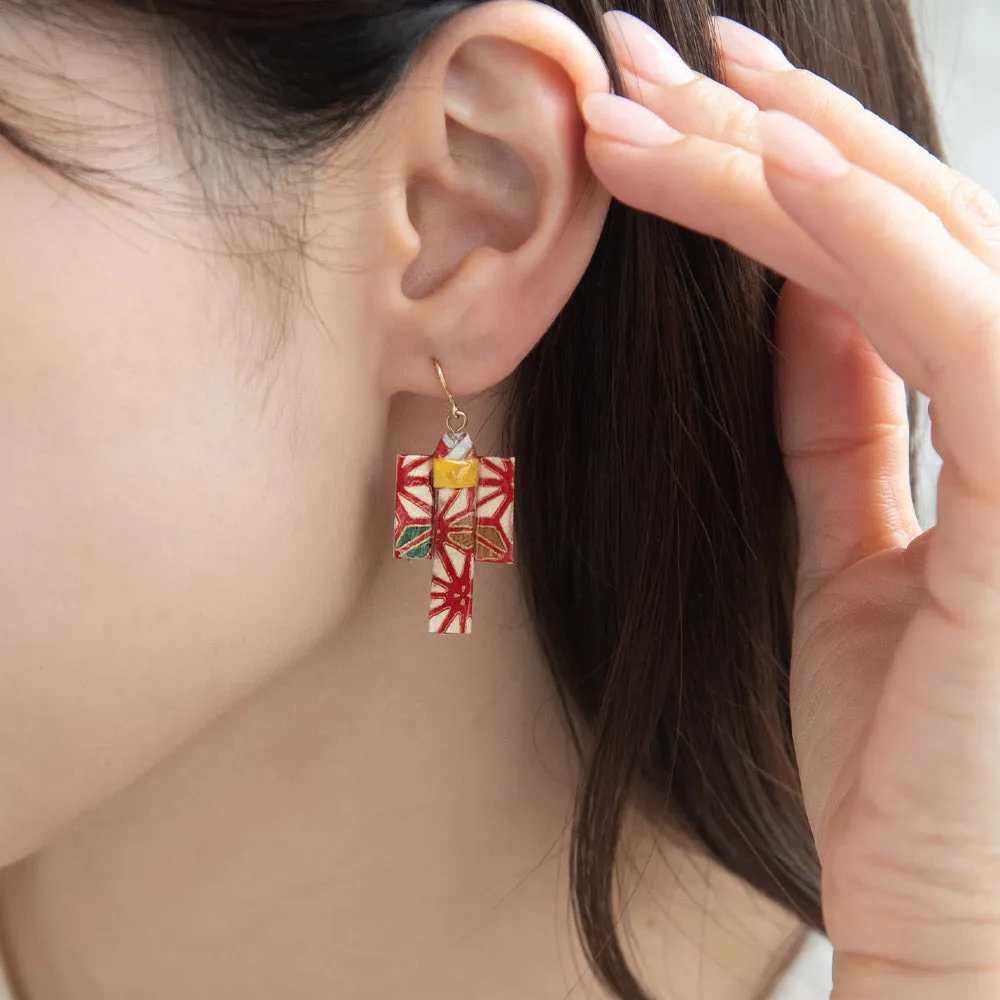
[393,361,516,635]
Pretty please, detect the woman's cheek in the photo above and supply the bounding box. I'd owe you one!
[0,156,370,864]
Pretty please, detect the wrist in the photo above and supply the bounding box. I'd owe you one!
[833,952,1000,1000]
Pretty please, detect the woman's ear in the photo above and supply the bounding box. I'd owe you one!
[365,0,612,398]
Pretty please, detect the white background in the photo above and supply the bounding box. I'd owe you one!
[905,0,994,523]
[916,0,1000,197]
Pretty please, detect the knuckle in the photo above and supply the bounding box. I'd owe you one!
[924,295,1000,389]
[716,147,759,191]
[781,67,817,91]
[963,300,1000,373]
[786,67,865,109]
[944,168,1000,247]
[666,75,762,151]
[717,99,760,150]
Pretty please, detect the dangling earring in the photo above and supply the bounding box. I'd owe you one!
[393,360,516,635]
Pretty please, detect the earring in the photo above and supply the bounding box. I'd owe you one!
[393,360,516,635]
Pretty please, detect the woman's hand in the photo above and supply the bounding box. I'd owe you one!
[579,11,1000,996]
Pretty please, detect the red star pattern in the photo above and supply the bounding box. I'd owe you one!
[475,458,515,564]
[394,442,516,635]
[393,455,434,560]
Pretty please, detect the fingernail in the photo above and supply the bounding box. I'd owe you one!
[712,16,794,71]
[759,111,849,180]
[582,92,685,147]
[604,10,698,85]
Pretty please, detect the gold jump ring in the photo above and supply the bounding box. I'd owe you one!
[433,359,468,436]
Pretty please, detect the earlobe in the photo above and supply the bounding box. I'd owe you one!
[375,0,612,399]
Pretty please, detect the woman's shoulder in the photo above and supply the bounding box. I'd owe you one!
[770,931,834,1000]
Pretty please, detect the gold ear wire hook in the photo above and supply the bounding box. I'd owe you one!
[433,359,468,436]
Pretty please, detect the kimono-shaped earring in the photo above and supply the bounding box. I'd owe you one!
[393,360,516,635]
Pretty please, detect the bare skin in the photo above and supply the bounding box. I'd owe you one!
[10,4,999,998]
[0,6,800,999]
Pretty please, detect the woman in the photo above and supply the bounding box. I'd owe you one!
[0,0,996,997]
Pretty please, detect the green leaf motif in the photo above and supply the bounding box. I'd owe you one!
[397,525,432,559]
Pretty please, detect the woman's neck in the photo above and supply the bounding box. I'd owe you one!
[0,532,801,1000]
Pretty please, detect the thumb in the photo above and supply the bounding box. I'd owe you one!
[775,283,922,604]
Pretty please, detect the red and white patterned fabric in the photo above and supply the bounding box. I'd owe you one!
[394,435,516,634]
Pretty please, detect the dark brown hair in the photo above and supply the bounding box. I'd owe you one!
[3,1,942,997]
